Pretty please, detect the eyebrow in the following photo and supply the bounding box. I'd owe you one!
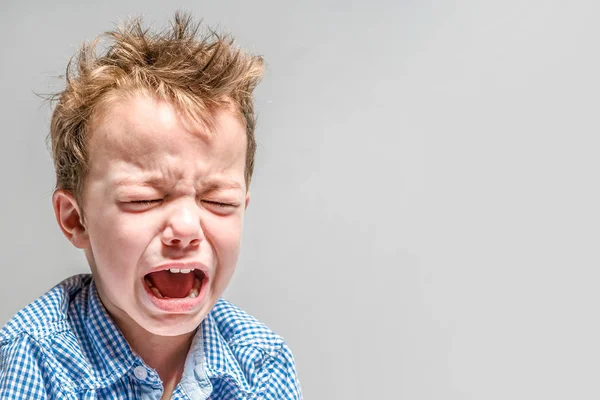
[113,176,243,191]
[113,175,166,188]
[202,179,243,192]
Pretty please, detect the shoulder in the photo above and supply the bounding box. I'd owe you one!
[205,299,303,399]
[0,274,92,343]
[210,298,285,348]
[0,274,93,399]
[0,328,55,398]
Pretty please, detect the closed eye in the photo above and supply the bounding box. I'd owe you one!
[202,200,236,208]
[130,199,162,206]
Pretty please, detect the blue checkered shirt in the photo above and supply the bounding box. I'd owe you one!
[0,274,301,399]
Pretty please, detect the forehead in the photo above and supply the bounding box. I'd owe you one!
[90,94,245,158]
[86,94,247,188]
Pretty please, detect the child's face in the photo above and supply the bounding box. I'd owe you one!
[77,94,249,336]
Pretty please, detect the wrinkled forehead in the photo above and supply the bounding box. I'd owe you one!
[87,92,247,164]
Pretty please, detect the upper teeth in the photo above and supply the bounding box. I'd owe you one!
[169,268,194,273]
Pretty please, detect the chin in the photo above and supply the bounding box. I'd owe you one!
[140,314,205,337]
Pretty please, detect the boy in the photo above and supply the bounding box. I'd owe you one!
[0,13,301,400]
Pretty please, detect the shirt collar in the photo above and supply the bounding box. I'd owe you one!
[81,278,252,396]
[82,279,140,379]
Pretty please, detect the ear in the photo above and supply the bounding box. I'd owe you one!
[52,189,89,249]
[244,192,251,210]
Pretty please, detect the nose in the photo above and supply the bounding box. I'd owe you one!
[161,199,204,248]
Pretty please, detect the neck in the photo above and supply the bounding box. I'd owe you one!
[107,309,196,387]
[128,329,195,382]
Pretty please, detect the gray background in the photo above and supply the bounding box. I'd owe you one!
[2,0,600,399]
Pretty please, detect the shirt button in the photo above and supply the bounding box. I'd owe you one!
[134,366,148,380]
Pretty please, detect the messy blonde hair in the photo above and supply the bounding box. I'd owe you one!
[49,12,264,203]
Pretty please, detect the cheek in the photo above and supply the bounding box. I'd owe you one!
[88,212,156,278]
[205,215,244,265]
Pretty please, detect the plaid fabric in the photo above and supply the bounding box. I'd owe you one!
[0,275,301,399]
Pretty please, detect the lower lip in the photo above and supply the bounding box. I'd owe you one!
[142,275,209,313]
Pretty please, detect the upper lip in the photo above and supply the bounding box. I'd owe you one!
[145,261,209,278]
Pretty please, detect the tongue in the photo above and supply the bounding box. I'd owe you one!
[147,271,194,298]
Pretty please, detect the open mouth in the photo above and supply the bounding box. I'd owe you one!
[144,268,206,300]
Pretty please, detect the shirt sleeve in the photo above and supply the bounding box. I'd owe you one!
[0,334,49,400]
[263,342,303,399]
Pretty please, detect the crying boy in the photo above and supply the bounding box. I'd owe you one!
[0,13,301,400]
